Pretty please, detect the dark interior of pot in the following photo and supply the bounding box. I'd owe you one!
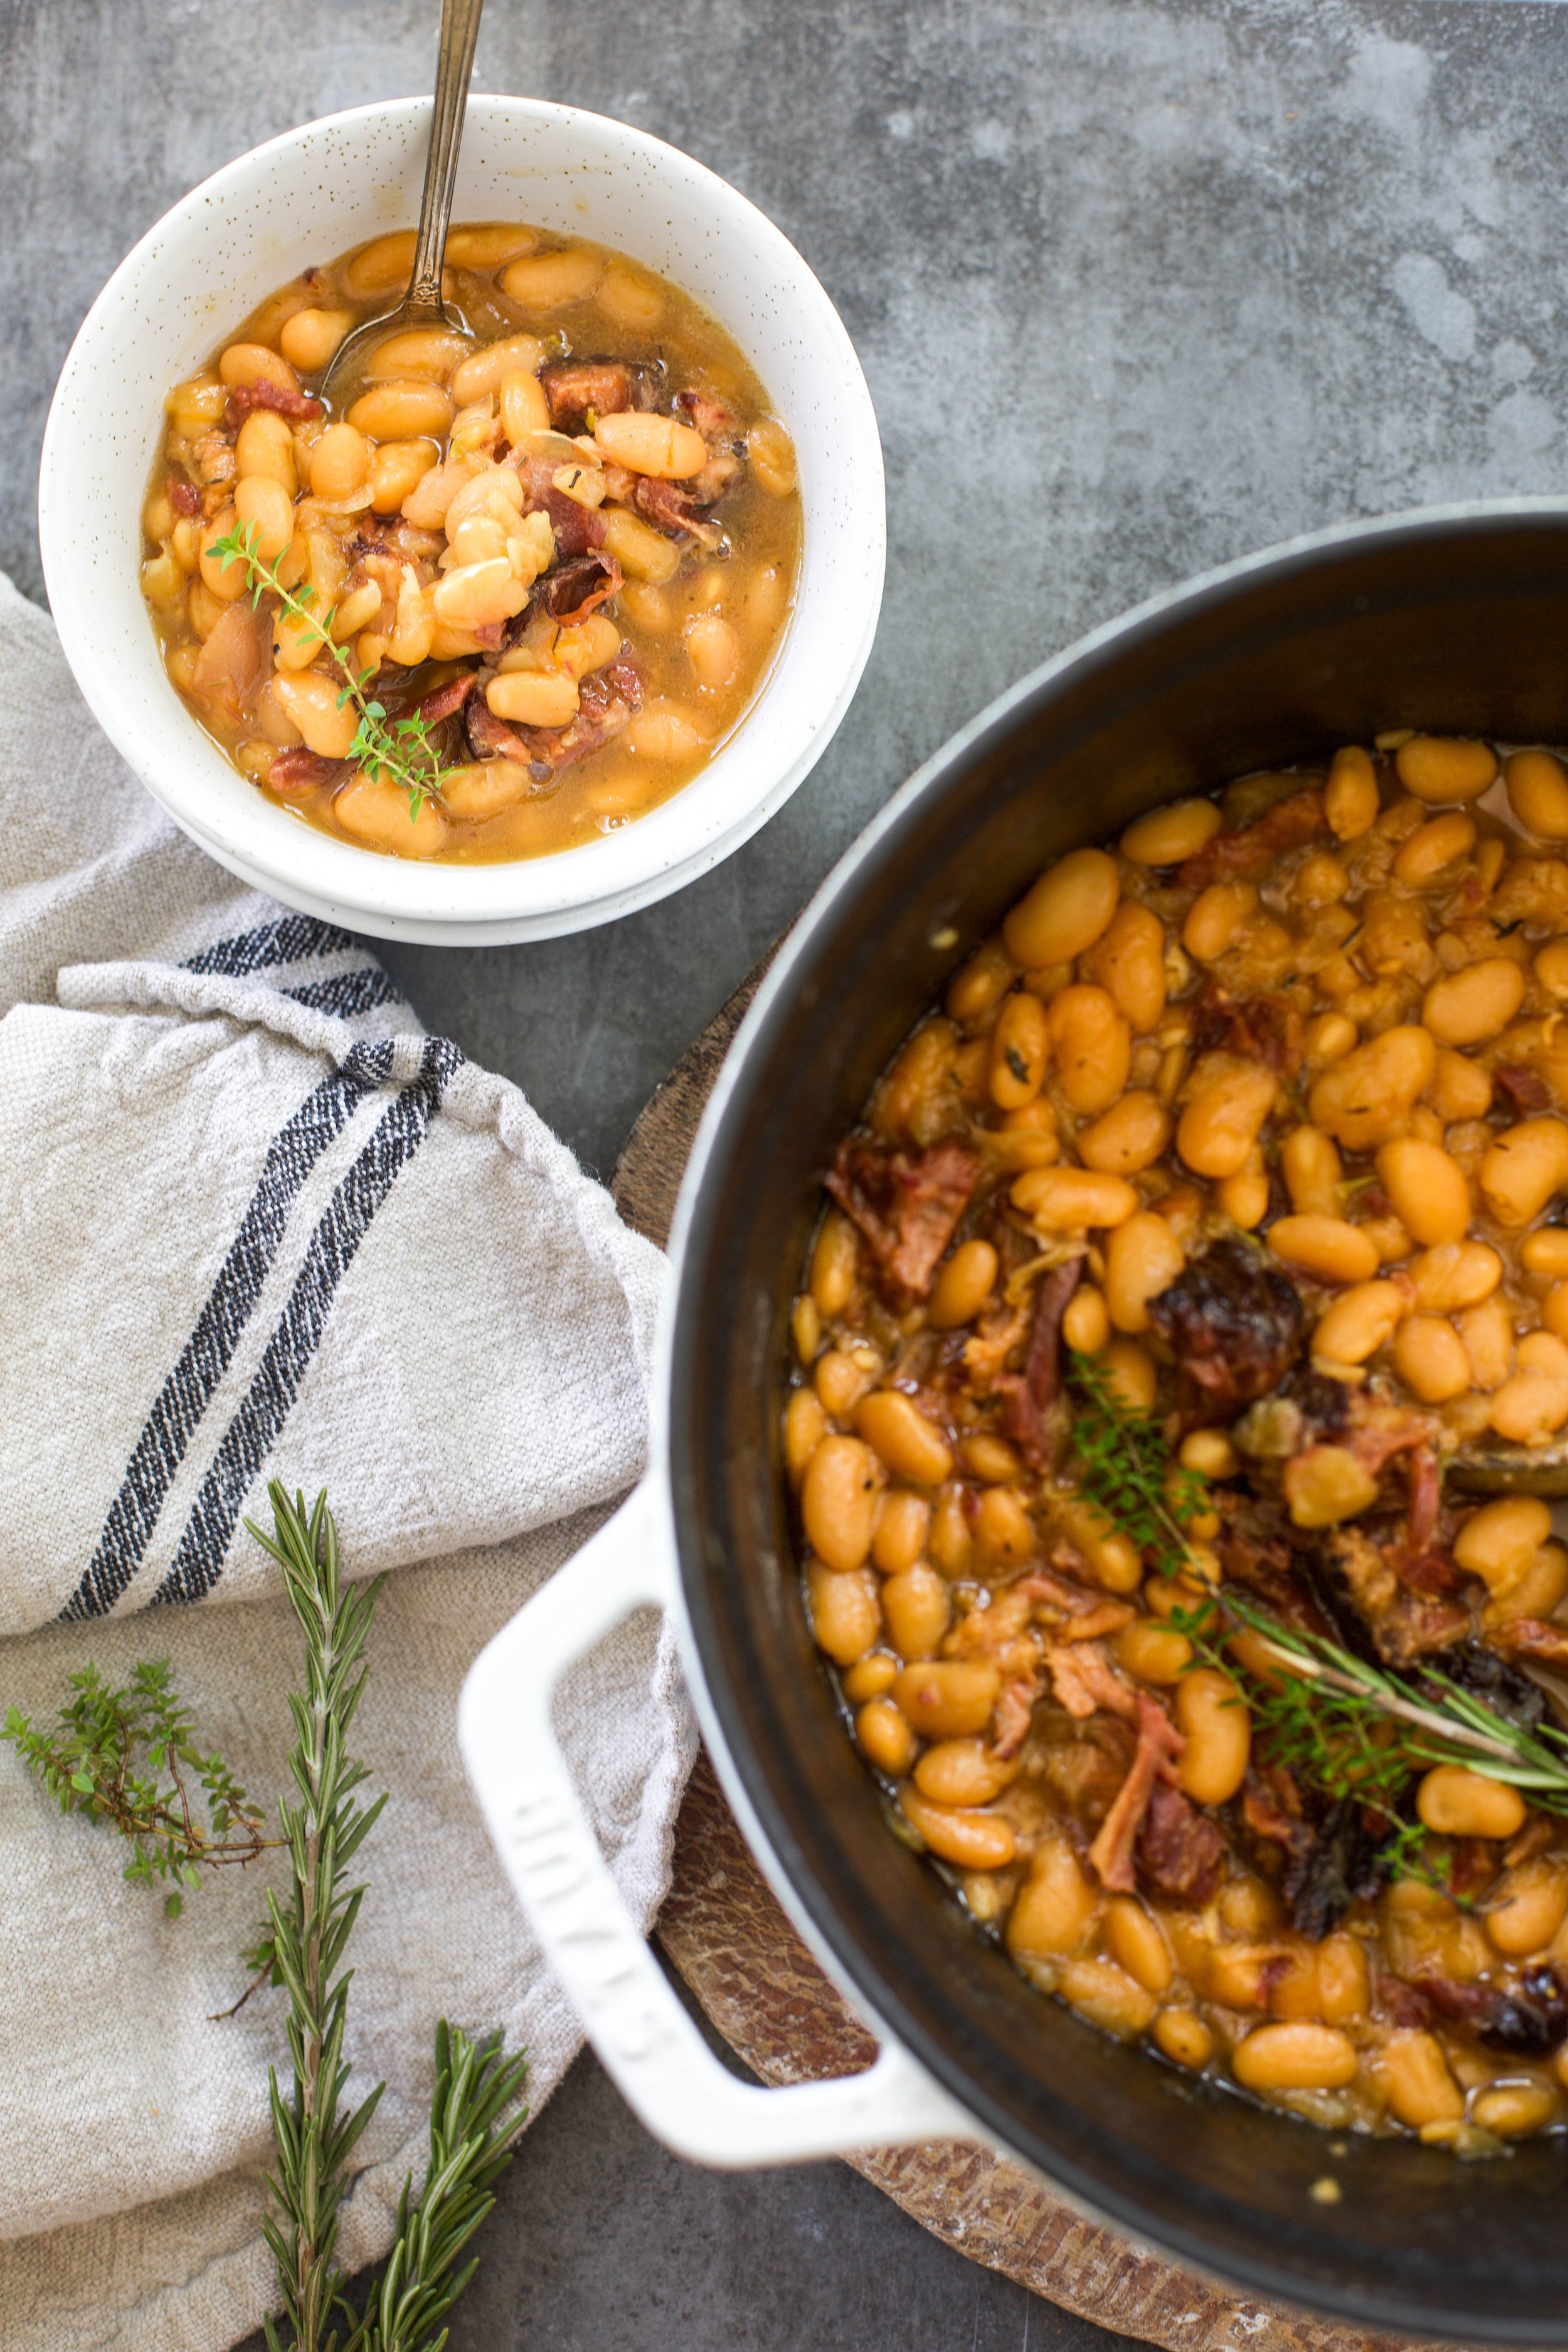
[670,506,1568,2339]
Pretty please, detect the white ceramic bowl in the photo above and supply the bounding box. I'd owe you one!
[38,97,884,945]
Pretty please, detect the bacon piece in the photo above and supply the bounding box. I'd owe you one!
[464,658,642,778]
[546,489,608,559]
[1241,1764,1305,1854]
[465,701,535,767]
[1409,1963,1568,2056]
[632,474,726,547]
[268,748,356,795]
[1495,1063,1552,1117]
[1060,1601,1136,1644]
[1190,983,1303,1078]
[825,1137,982,1308]
[541,361,634,432]
[1320,1519,1470,1663]
[1178,788,1325,889]
[526,552,622,628]
[991,1672,1042,1761]
[1016,1567,1110,1618]
[1146,1236,1306,1424]
[997,1256,1083,1465]
[633,474,701,534]
[221,380,324,432]
[516,457,608,559]
[1045,1641,1138,1722]
[187,601,268,726]
[1086,1693,1185,1892]
[408,670,478,728]
[676,387,739,440]
[1380,1975,1433,2029]
[1136,1780,1225,1907]
[1402,1442,1443,1560]
[1495,1618,1568,1672]
[168,476,201,517]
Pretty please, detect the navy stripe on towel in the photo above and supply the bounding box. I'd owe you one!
[151,1037,465,1608]
[62,1041,396,1623]
[283,968,403,1019]
[183,914,358,978]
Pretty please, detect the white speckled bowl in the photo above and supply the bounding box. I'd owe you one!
[38,97,884,945]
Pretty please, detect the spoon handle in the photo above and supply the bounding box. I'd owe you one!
[406,0,487,319]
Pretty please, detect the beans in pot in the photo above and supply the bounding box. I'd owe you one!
[787,738,1568,2147]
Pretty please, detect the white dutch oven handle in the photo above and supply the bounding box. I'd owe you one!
[458,1479,973,2167]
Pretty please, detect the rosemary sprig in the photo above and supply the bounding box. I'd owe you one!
[1169,1587,1568,1892]
[246,1483,528,2352]
[3,1660,271,1916]
[341,2022,529,2352]
[1066,1349,1207,1579]
[1219,1595,1568,1812]
[211,524,450,820]
[248,1484,389,2352]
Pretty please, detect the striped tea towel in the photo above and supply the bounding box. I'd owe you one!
[0,571,692,2350]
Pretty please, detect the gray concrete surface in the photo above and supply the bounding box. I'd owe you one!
[7,0,1568,2339]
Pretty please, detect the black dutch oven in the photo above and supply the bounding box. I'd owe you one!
[674,503,1568,2341]
[466,503,1568,2344]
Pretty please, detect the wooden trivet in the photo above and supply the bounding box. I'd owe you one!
[612,963,1407,2352]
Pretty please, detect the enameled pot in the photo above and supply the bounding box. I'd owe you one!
[462,500,1568,2340]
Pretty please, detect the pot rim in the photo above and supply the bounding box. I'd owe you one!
[661,494,1568,2339]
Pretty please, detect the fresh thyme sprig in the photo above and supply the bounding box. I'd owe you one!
[1066,1349,1207,1580]
[211,524,450,820]
[3,1660,272,1916]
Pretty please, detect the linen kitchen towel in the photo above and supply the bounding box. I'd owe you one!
[0,571,691,2350]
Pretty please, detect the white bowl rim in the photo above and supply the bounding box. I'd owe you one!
[38,93,886,942]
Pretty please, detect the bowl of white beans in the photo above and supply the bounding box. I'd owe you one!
[38,96,883,944]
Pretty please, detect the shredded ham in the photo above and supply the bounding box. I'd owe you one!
[221,380,324,432]
[997,1256,1083,1465]
[408,670,478,728]
[1045,1641,1137,1722]
[1176,789,1325,889]
[991,1674,1042,1761]
[1015,1567,1106,1616]
[1086,1693,1185,1892]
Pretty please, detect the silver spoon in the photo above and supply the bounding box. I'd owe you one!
[320,0,487,400]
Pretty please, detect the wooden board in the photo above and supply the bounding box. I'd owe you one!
[612,962,1426,2352]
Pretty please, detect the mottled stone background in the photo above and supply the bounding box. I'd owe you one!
[4,0,1565,2341]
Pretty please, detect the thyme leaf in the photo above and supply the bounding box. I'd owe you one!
[210,525,451,821]
[3,1660,273,1916]
[1065,1348,1207,1580]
